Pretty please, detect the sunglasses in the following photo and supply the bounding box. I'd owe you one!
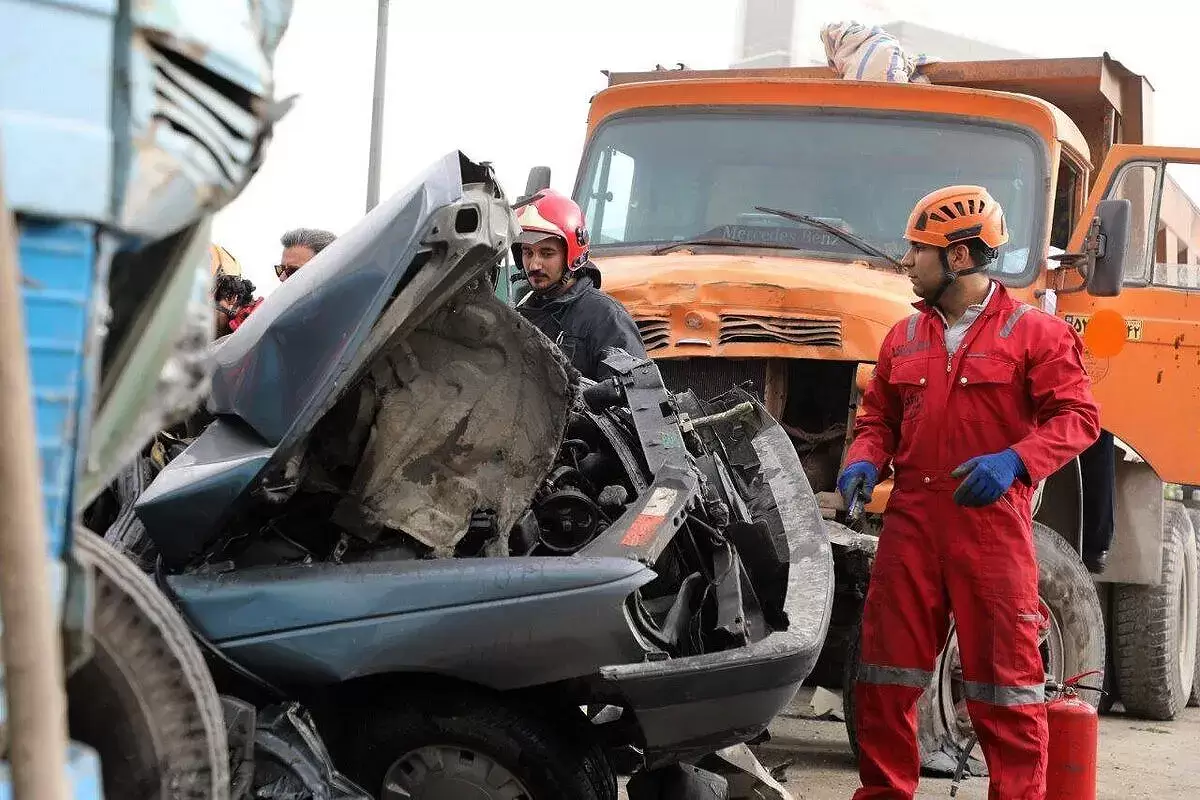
[274,263,301,280]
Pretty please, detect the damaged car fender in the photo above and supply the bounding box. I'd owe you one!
[166,556,657,688]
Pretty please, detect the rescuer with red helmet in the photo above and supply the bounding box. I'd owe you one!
[513,188,646,379]
[837,185,1101,798]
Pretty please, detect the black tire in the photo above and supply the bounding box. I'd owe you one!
[843,522,1105,769]
[842,614,862,760]
[99,456,159,571]
[67,528,229,799]
[347,686,616,800]
[1115,501,1199,720]
[1189,508,1200,708]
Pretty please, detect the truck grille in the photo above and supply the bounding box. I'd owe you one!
[656,358,768,401]
[719,313,842,348]
[634,314,670,352]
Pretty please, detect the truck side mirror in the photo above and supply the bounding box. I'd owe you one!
[525,166,552,196]
[1086,198,1131,297]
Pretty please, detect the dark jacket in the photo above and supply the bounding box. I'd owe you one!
[516,267,647,380]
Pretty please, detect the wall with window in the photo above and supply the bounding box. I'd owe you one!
[1155,173,1200,286]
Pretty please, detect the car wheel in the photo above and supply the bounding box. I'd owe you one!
[349,687,616,800]
[1115,501,1199,719]
[67,527,229,799]
[96,456,159,570]
[844,522,1104,773]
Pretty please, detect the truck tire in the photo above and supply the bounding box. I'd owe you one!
[1115,502,1199,720]
[66,528,229,799]
[1189,508,1200,708]
[347,686,616,800]
[843,522,1104,772]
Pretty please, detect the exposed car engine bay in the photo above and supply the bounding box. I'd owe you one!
[155,356,793,663]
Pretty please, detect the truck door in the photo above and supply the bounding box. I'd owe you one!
[1056,145,1200,485]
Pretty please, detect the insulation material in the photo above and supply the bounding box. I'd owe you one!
[336,281,573,556]
[821,21,935,83]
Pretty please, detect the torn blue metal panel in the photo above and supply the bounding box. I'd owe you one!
[132,0,289,96]
[0,0,118,221]
[1,0,291,236]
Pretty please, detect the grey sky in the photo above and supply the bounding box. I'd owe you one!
[213,0,1197,291]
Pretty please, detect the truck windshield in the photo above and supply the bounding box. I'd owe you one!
[575,110,1046,283]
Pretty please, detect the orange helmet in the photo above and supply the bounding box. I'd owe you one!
[905,185,1008,250]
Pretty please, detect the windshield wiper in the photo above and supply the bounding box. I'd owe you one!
[753,206,905,271]
[650,236,805,256]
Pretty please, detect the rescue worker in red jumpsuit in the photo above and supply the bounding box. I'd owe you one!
[838,185,1101,799]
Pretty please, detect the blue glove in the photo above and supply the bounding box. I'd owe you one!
[837,461,878,508]
[951,449,1027,507]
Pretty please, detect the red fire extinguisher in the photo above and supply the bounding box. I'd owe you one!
[1046,670,1102,800]
[950,667,1102,799]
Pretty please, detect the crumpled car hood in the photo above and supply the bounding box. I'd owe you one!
[137,153,574,565]
[330,280,573,554]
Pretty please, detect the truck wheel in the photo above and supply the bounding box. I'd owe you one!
[66,528,229,799]
[843,522,1104,771]
[1188,508,1200,708]
[348,687,616,800]
[1115,502,1199,719]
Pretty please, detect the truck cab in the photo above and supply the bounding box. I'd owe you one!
[523,53,1200,764]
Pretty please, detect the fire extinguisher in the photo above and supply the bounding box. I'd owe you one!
[949,669,1103,798]
[1045,670,1103,800]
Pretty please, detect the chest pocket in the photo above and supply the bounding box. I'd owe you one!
[956,353,1021,422]
[889,358,929,422]
[558,333,585,369]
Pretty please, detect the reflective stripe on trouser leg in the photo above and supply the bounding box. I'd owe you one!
[944,498,1048,799]
[962,680,1045,706]
[858,663,935,690]
[852,494,950,800]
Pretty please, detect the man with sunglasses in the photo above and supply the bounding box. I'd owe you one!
[277,227,336,281]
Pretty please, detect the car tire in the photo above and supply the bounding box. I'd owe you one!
[1115,501,1199,719]
[349,686,616,800]
[97,456,159,570]
[843,522,1104,772]
[67,527,229,799]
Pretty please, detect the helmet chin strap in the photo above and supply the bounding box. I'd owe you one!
[928,248,985,310]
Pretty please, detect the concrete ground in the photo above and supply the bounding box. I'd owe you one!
[755,702,1200,799]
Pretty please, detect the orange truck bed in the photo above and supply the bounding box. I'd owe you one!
[605,55,1153,177]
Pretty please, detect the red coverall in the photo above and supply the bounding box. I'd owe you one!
[846,283,1100,799]
[228,296,264,332]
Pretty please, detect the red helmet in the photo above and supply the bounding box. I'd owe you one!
[513,188,590,272]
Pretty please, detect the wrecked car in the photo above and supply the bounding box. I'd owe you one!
[98,152,834,798]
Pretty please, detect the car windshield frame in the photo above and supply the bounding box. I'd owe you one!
[571,106,1051,288]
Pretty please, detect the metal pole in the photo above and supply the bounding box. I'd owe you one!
[0,144,72,800]
[365,0,390,213]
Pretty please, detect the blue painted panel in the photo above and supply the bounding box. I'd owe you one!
[17,221,98,556]
[0,0,118,220]
[0,742,105,800]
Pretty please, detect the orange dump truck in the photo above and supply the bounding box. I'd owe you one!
[519,54,1200,766]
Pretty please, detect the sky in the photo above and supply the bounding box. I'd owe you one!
[212,0,1199,292]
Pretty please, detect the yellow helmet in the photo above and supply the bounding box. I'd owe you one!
[209,243,243,277]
